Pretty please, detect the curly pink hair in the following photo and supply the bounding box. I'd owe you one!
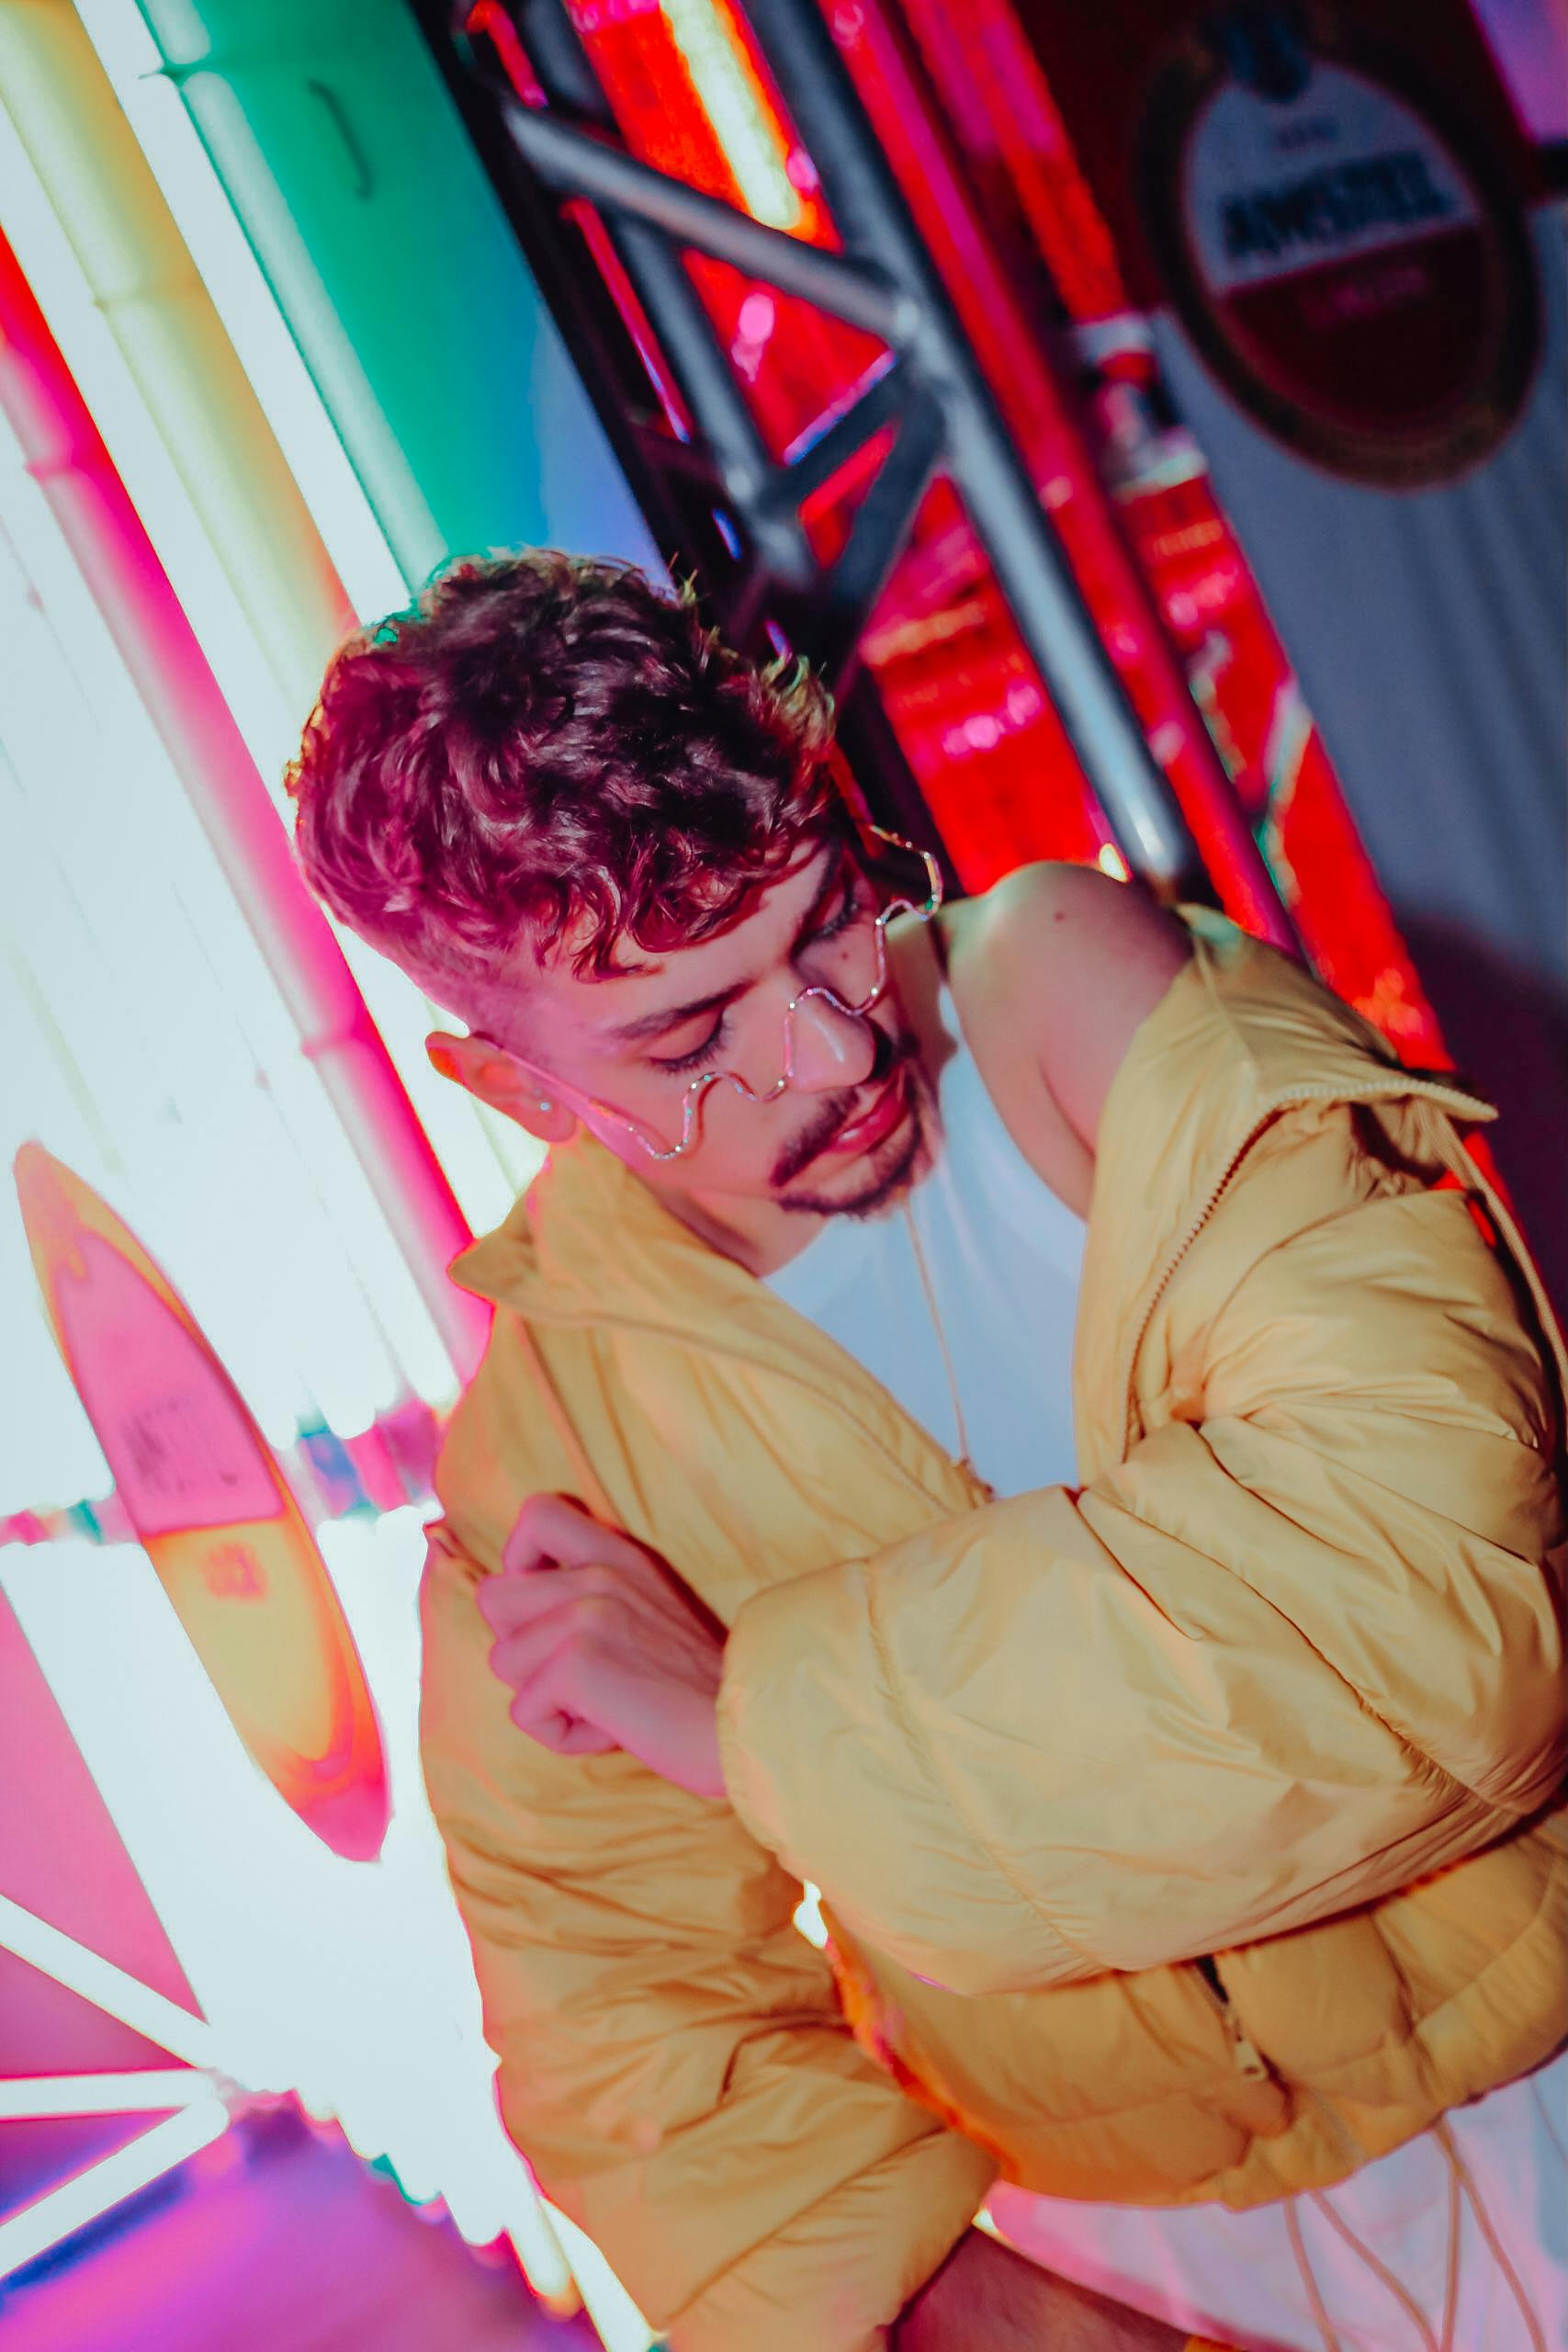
[287,550,837,1000]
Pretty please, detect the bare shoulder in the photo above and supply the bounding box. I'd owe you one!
[945,862,1191,1152]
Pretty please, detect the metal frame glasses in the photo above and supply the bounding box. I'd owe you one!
[520,823,943,1163]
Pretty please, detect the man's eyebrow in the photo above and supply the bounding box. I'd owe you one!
[603,849,851,1047]
[605,984,737,1046]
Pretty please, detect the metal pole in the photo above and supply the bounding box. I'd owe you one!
[498,1,824,592]
[738,0,1216,897]
[433,0,1297,931]
[612,214,820,591]
[500,99,912,344]
[818,390,945,684]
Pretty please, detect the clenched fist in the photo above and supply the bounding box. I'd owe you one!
[476,1494,728,1801]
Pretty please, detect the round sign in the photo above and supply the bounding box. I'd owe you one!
[1136,6,1540,484]
[14,1144,390,1862]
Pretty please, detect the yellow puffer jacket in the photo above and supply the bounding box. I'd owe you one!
[420,915,1567,2351]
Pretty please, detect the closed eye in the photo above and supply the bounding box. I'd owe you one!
[649,864,867,1078]
[651,1013,731,1076]
[808,873,863,944]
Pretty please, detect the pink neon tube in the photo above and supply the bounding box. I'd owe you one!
[0,234,489,1385]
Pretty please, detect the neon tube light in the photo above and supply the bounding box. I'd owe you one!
[547,2204,658,2352]
[0,1892,220,2072]
[0,2098,230,2283]
[0,2070,219,2120]
[0,232,486,1385]
[660,0,803,230]
[72,0,406,628]
[0,1524,627,2331]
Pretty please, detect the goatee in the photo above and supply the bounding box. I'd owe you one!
[779,1083,931,1221]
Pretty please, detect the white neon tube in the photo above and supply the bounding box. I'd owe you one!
[660,0,803,231]
[499,2184,576,2310]
[72,0,406,628]
[0,2069,220,2120]
[547,2204,657,2352]
[0,1892,220,2072]
[0,2098,230,2282]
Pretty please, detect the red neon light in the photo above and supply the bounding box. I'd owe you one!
[475,0,1450,1058]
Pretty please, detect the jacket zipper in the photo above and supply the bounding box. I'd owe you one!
[1194,1954,1271,2081]
[1197,1958,1368,2165]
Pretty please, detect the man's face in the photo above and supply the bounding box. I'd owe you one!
[476,834,929,1221]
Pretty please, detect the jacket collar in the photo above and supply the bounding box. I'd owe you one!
[452,912,1496,1480]
[449,1057,987,1510]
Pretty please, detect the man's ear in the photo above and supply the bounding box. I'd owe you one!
[424,1031,578,1145]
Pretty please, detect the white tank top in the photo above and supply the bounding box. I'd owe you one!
[764,981,1085,1499]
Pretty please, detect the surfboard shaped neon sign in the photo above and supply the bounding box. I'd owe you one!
[13,1144,389,1861]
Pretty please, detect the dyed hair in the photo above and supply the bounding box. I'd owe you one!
[287,550,837,1001]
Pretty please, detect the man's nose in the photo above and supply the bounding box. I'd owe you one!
[784,987,879,1094]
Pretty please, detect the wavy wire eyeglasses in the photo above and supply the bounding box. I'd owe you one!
[500,823,945,1163]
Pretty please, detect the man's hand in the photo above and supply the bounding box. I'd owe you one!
[476,1495,728,1800]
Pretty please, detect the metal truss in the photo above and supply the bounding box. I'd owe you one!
[421,0,1269,906]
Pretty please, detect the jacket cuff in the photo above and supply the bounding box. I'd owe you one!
[665,2127,998,2351]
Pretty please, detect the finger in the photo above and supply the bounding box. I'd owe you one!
[504,1640,614,1749]
[547,1714,621,1756]
[487,1583,628,1695]
[508,1698,619,1756]
[487,1608,579,1695]
[479,1561,612,1635]
[490,1615,605,1752]
[502,1491,642,1580]
[502,1492,605,1578]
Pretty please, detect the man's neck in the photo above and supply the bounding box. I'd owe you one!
[654,1180,832,1281]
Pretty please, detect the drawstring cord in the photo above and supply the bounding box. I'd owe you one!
[1283,2115,1549,2352]
[1286,2197,1346,2352]
[1436,2148,1461,2352]
[1305,2190,1441,2352]
[1432,2115,1549,2352]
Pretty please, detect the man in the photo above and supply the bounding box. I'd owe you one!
[288,551,1567,2351]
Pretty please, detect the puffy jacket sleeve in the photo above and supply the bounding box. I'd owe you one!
[419,1526,996,2352]
[716,1159,1567,1999]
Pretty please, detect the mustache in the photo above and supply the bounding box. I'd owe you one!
[770,1024,912,1189]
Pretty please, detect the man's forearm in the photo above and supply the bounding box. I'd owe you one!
[893,2229,1204,2351]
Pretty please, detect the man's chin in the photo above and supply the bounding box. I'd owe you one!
[778,1096,928,1222]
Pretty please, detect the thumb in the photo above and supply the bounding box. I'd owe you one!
[502,1491,639,1579]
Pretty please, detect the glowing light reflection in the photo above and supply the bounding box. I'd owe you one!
[0,2099,231,2283]
[0,1521,643,2332]
[0,1893,219,2074]
[660,0,803,231]
[0,2070,218,2120]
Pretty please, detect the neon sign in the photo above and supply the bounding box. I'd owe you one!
[14,1144,389,1862]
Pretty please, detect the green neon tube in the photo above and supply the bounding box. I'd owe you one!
[137,0,659,585]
